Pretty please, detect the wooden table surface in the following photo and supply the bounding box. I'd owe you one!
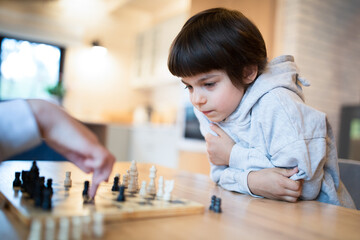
[1,160,360,240]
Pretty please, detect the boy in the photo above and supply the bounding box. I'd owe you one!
[168,8,355,208]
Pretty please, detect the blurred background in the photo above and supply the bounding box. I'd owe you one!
[0,0,359,173]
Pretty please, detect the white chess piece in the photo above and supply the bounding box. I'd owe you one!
[82,216,92,237]
[93,213,104,238]
[64,171,72,188]
[147,165,157,196]
[128,160,139,192]
[122,174,128,188]
[28,219,42,240]
[58,217,70,240]
[139,180,147,198]
[156,176,164,199]
[45,218,55,240]
[72,216,82,240]
[163,180,174,201]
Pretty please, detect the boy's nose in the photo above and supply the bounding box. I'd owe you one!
[192,91,206,106]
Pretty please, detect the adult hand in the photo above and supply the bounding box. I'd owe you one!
[27,99,115,197]
[205,124,235,166]
[247,167,303,202]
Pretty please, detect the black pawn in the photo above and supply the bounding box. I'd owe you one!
[13,172,22,188]
[117,185,126,202]
[42,188,52,210]
[21,171,28,192]
[47,178,53,195]
[112,176,120,191]
[83,181,89,198]
[213,197,222,213]
[209,195,216,211]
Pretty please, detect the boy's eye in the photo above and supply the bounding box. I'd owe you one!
[204,82,215,87]
[184,85,193,90]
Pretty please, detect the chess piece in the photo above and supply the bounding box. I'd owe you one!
[13,172,22,188]
[127,161,139,193]
[147,165,157,196]
[122,174,128,188]
[82,181,91,203]
[209,195,216,211]
[72,216,82,240]
[117,185,126,202]
[34,177,45,207]
[139,180,147,198]
[42,187,52,210]
[21,170,28,192]
[45,218,55,240]
[93,213,104,238]
[163,180,174,201]
[58,217,70,240]
[28,219,42,240]
[30,160,39,177]
[47,178,53,195]
[213,197,222,213]
[64,171,72,188]
[112,176,120,191]
[156,176,164,199]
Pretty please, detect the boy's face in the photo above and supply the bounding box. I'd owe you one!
[182,70,245,122]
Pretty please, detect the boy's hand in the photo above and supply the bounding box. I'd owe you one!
[205,124,235,166]
[247,167,303,202]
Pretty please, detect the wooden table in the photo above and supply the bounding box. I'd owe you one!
[0,161,359,240]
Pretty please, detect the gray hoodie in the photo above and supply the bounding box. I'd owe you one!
[195,55,355,208]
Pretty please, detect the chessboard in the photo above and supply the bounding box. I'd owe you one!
[0,161,205,227]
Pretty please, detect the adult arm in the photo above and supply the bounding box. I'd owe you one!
[27,99,115,197]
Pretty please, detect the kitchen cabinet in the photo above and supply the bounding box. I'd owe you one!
[132,14,186,88]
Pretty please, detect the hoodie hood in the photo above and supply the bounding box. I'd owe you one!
[225,55,310,124]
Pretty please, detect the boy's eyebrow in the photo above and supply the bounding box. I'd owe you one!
[181,74,219,85]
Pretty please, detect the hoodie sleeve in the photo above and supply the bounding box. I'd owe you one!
[0,99,42,161]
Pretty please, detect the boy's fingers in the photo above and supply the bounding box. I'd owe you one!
[209,124,225,137]
[278,167,298,178]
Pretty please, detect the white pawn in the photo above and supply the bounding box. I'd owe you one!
[147,165,157,196]
[156,176,164,199]
[45,217,55,240]
[58,217,70,240]
[72,216,82,240]
[28,219,42,240]
[139,180,147,198]
[64,171,72,188]
[163,180,174,201]
[93,213,104,238]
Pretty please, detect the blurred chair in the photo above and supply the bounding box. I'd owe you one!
[338,159,360,210]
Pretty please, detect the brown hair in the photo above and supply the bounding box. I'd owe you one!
[168,8,267,88]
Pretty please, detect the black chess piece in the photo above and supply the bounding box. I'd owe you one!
[47,178,53,195]
[13,172,22,188]
[30,160,39,177]
[213,197,222,213]
[209,195,216,211]
[112,176,120,191]
[42,188,52,210]
[21,171,29,193]
[83,181,89,197]
[117,185,126,202]
[34,178,44,207]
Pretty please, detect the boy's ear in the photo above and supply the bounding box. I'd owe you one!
[243,65,258,84]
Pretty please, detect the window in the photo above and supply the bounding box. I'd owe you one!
[0,36,65,101]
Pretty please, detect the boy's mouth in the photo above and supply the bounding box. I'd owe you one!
[202,110,213,115]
